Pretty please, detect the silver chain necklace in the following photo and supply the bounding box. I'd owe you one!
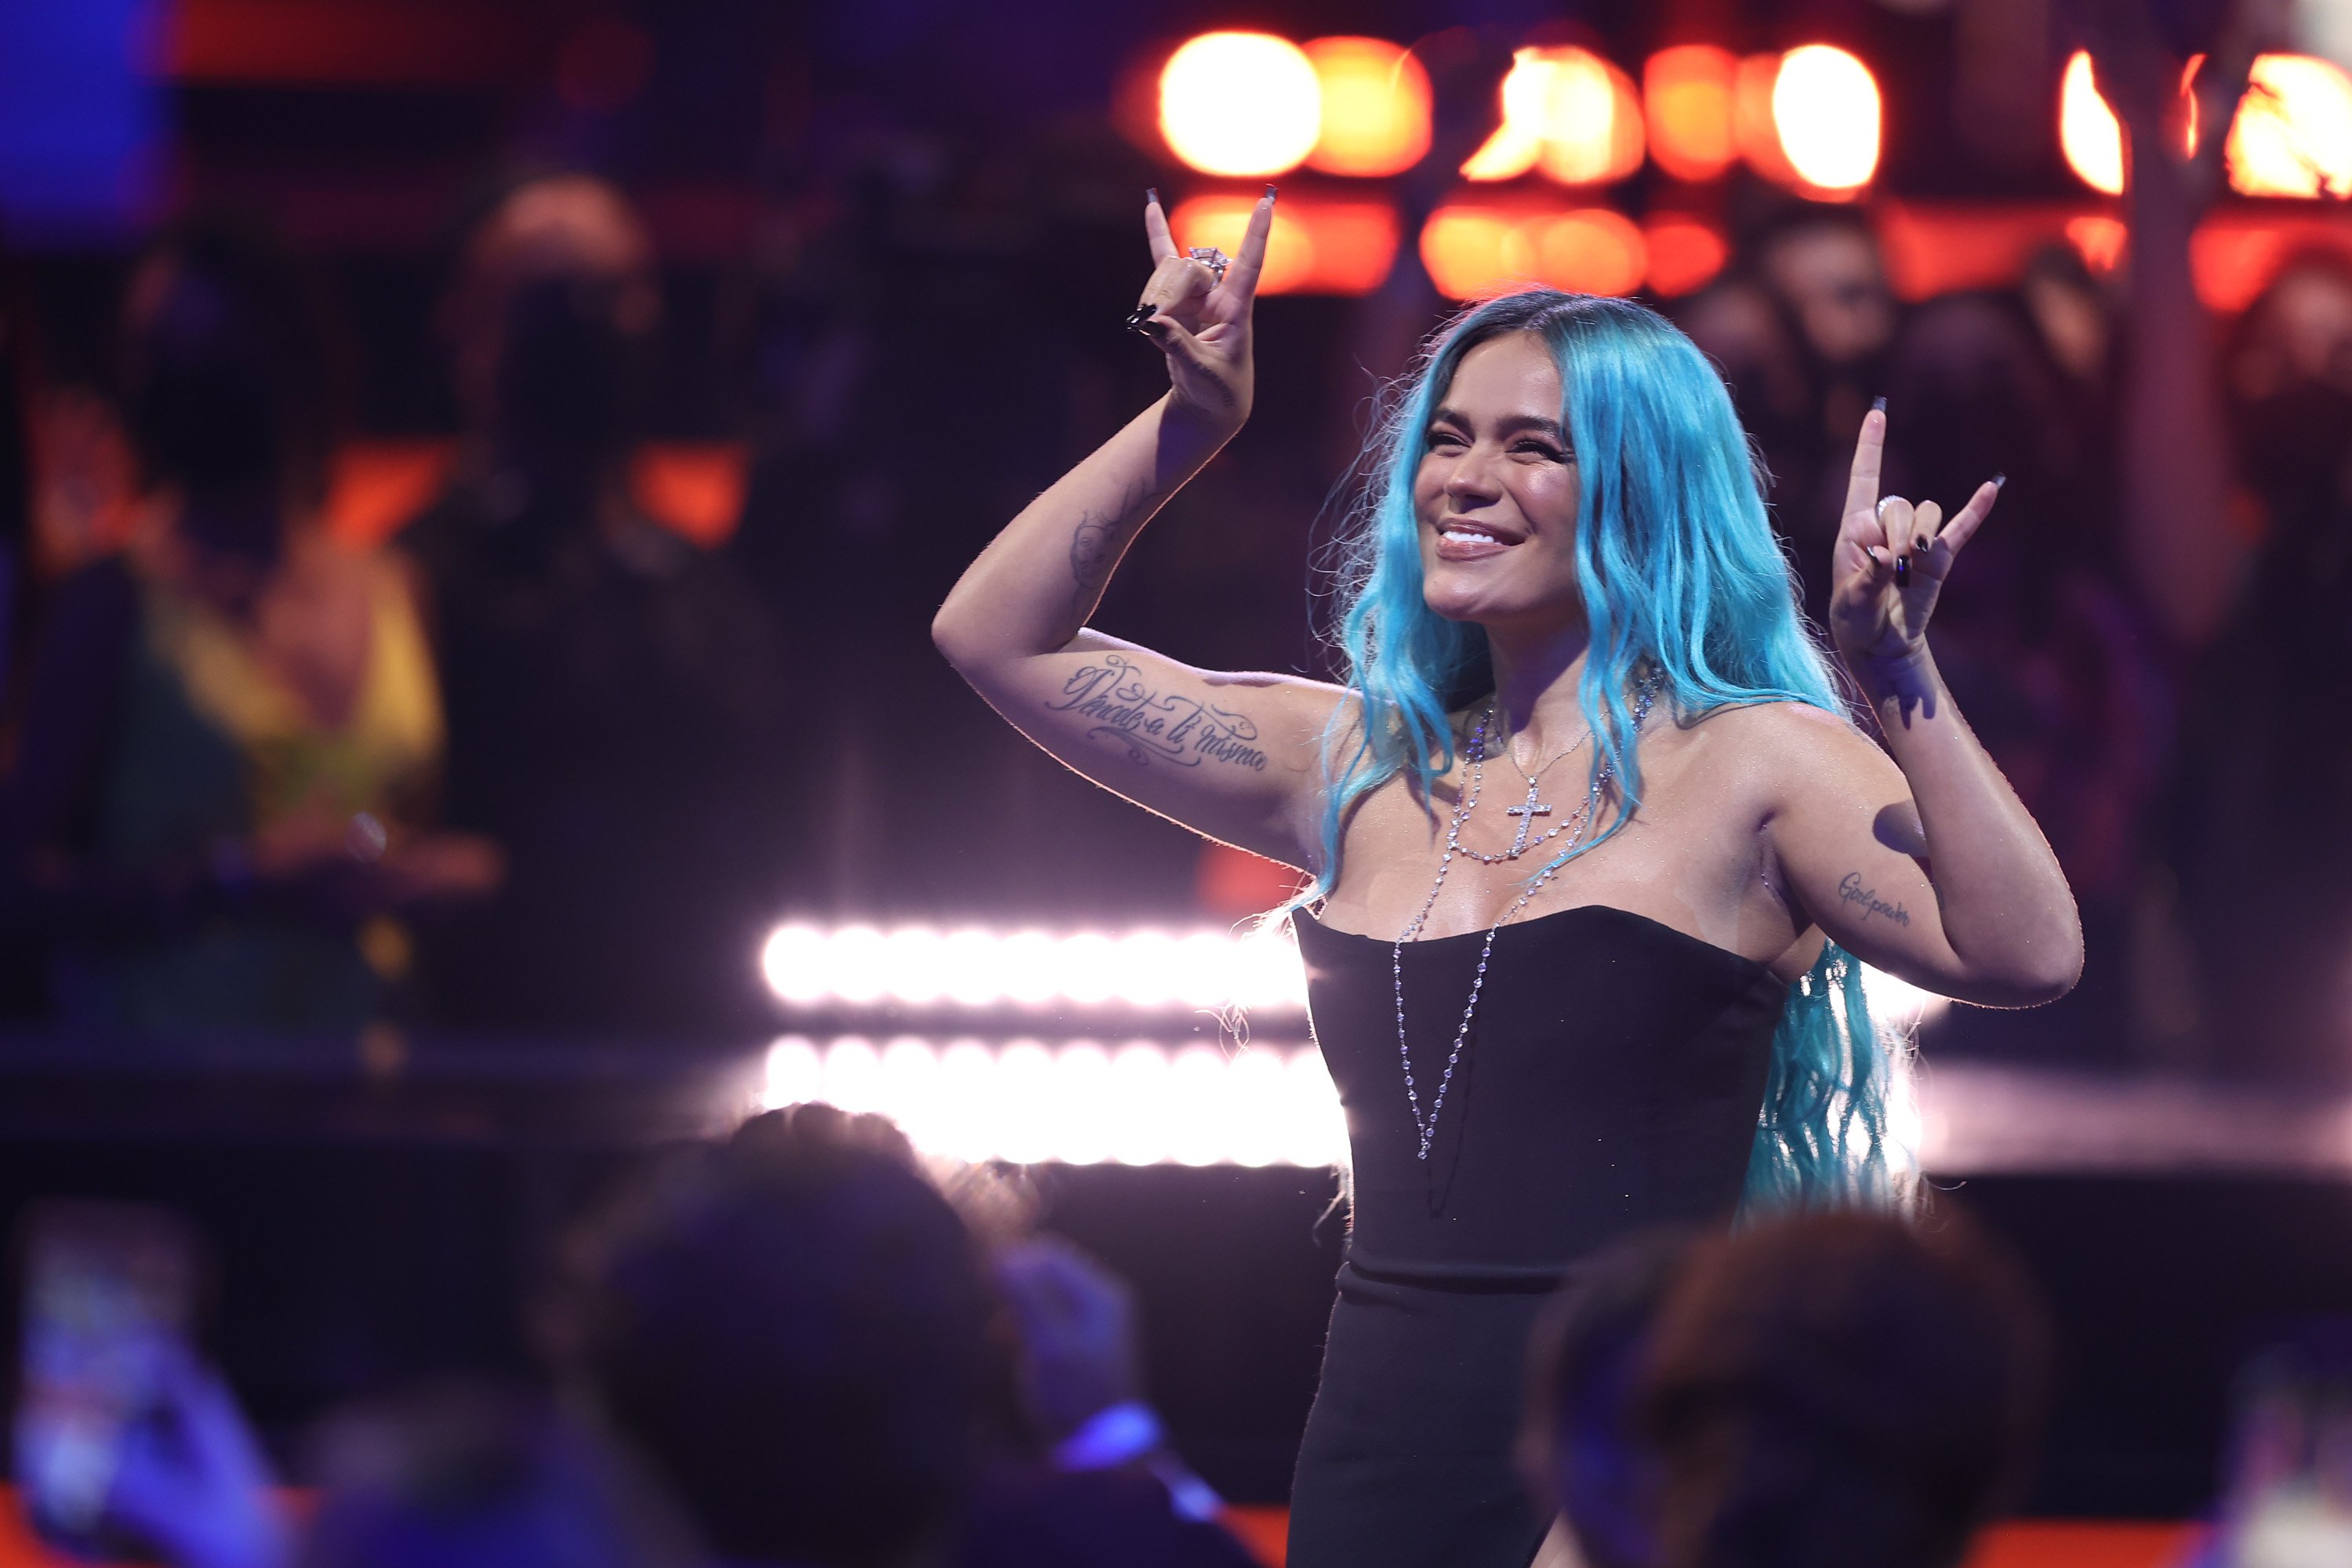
[1392,676,1664,1161]
[1462,721,1595,865]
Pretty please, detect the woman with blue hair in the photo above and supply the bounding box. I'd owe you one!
[932,190,2080,1567]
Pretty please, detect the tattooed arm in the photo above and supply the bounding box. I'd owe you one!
[933,189,1347,868]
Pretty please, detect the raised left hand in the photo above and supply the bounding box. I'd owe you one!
[1827,403,2002,669]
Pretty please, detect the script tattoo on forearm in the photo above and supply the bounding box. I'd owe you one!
[1046,655,1269,771]
[1838,871,1911,927]
[1067,480,1147,623]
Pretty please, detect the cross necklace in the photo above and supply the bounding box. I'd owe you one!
[1456,712,1594,866]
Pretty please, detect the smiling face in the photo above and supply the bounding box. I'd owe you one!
[1414,330,1585,634]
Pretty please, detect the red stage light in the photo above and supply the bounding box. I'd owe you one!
[1642,215,1729,296]
[1645,46,1737,183]
[1304,37,1432,177]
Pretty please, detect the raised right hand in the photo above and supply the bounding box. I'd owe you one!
[1135,187,1274,433]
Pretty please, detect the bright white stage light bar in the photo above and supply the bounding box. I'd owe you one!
[760,924,1311,1012]
[762,1036,1348,1167]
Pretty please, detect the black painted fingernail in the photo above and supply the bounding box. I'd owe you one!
[1991,471,2007,488]
[1871,395,1888,414]
[1265,183,1278,200]
[1125,303,1157,332]
[1146,187,1160,206]
[1916,535,1930,554]
[1894,555,1911,587]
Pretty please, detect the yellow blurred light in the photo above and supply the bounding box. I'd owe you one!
[1645,45,1737,182]
[1420,205,1528,298]
[1642,213,1730,296]
[2226,53,2352,198]
[1771,45,1881,193]
[1305,36,1432,176]
[1530,209,1646,295]
[1462,47,1643,185]
[1159,31,1323,177]
[2060,50,2126,196]
[1167,194,1316,294]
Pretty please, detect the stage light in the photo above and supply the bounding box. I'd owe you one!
[1733,53,1799,186]
[1463,47,1643,185]
[1860,965,1951,1030]
[763,1033,1349,1167]
[1530,209,1646,296]
[2060,51,2126,195]
[1642,213,1730,296]
[2226,53,2352,198]
[1164,194,1316,294]
[1644,45,1737,182]
[1771,45,1881,194]
[1159,32,1323,178]
[760,921,1312,1013]
[2065,213,2128,276]
[1420,205,1526,299]
[1305,37,1431,176]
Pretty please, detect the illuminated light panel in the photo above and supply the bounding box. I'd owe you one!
[1463,47,1643,185]
[762,1035,1348,1167]
[1529,209,1646,296]
[1305,37,1432,176]
[1420,205,1530,299]
[2065,213,2128,276]
[2227,53,2352,198]
[1160,32,1323,178]
[1772,45,1881,194]
[1167,194,1399,296]
[760,923,1310,1012]
[2060,51,2126,196]
[1642,214,1729,296]
[1644,45,1738,182]
[1733,53,1800,186]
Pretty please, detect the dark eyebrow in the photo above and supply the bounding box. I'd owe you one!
[1428,408,1570,445]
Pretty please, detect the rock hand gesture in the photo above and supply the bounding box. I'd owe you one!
[1827,401,2005,671]
[1131,187,1276,436]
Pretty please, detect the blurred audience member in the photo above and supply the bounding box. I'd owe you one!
[1639,1210,2047,1568]
[549,1103,990,1567]
[85,1340,291,1568]
[401,170,800,1041]
[2171,251,2352,1081]
[0,210,494,1034]
[303,1382,695,1568]
[2191,1331,2352,1568]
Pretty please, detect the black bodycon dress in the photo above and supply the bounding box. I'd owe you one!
[1285,903,1785,1568]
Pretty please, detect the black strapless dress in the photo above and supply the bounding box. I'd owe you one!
[1285,903,1785,1568]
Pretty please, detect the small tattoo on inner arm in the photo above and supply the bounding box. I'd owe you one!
[1067,481,1146,622]
[1838,870,1911,927]
[1045,653,1269,772]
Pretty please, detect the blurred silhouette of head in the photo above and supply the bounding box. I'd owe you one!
[2226,249,2352,517]
[302,1382,695,1568]
[1751,208,1897,375]
[1638,1210,2049,1568]
[1521,1232,1693,1568]
[118,209,339,543]
[445,172,661,488]
[554,1104,986,1568]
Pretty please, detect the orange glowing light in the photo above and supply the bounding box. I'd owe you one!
[2225,53,2352,198]
[1530,209,1646,295]
[1642,214,1730,296]
[1304,37,1432,176]
[1734,53,1798,185]
[2065,214,2129,276]
[1462,47,1643,185]
[1644,45,1737,182]
[1772,45,1880,193]
[2060,51,2126,195]
[1159,33,1323,177]
[1420,206,1527,299]
[1166,194,1403,296]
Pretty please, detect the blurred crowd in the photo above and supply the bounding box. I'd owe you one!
[0,57,2349,1082]
[26,1098,2352,1568]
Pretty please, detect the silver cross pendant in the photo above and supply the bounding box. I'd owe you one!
[1504,775,1552,858]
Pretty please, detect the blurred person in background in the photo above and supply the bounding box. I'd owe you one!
[547,1102,992,1568]
[0,210,495,1035]
[1522,1210,2046,1568]
[401,169,799,1042]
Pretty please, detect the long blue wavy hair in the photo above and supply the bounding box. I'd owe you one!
[1296,289,1911,1213]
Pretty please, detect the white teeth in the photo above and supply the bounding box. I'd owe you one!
[1442,528,1504,544]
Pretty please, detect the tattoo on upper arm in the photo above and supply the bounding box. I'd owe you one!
[1046,654,1269,771]
[1838,870,1911,927]
[1068,481,1146,622]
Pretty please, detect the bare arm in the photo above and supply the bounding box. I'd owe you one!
[1769,407,2083,1006]
[932,189,1348,868]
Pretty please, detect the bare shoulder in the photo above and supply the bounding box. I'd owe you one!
[1673,698,1893,801]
